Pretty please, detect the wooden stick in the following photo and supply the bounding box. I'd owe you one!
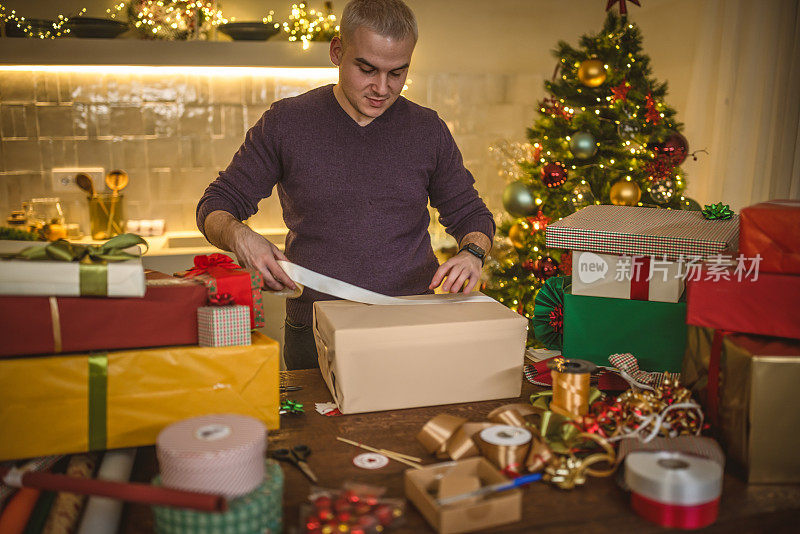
[377,449,423,463]
[336,437,424,469]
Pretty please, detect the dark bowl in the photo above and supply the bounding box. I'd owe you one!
[64,17,128,39]
[3,19,57,38]
[218,22,281,41]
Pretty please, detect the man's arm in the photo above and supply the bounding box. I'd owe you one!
[204,210,296,291]
[427,117,496,293]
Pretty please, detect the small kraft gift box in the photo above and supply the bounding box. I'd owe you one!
[682,325,800,483]
[546,205,739,303]
[404,457,522,534]
[313,293,528,414]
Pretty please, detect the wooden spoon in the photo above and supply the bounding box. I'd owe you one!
[104,170,129,237]
[75,173,96,199]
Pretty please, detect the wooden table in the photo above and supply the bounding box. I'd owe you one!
[122,370,800,533]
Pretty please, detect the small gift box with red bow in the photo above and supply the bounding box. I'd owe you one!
[197,293,251,347]
[180,253,265,330]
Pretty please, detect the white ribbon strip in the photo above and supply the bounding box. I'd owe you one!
[276,260,495,305]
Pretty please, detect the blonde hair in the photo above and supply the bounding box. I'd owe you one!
[340,0,418,45]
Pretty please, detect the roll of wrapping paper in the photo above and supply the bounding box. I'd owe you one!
[76,448,136,534]
[157,414,267,499]
[0,487,41,534]
[548,358,596,417]
[152,460,284,534]
[42,453,97,534]
[23,491,56,534]
[0,456,62,509]
[0,467,227,513]
[625,451,723,529]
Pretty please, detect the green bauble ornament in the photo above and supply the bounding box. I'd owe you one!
[502,181,536,217]
[647,177,676,205]
[569,132,598,159]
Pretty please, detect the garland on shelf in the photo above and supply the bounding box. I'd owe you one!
[0,4,85,39]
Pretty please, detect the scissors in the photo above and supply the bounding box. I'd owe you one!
[271,445,318,483]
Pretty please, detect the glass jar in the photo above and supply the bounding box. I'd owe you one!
[88,194,125,240]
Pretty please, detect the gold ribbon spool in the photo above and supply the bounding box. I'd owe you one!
[548,358,596,417]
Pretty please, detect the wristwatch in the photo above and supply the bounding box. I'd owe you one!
[459,243,486,265]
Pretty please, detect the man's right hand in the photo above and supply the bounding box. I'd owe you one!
[203,210,297,291]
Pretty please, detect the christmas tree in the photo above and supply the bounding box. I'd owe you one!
[483,8,701,346]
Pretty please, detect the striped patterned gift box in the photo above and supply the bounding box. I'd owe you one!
[546,205,739,259]
[197,305,251,347]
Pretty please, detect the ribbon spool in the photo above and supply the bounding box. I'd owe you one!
[624,451,722,529]
[152,460,283,534]
[157,414,267,499]
[548,359,596,417]
[476,425,533,475]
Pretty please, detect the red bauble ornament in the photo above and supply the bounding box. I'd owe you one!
[522,258,536,271]
[541,163,567,188]
[535,256,560,280]
[661,132,689,164]
[559,251,572,274]
[527,210,552,233]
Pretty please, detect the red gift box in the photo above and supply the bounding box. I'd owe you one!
[182,254,264,330]
[687,269,800,340]
[739,200,800,275]
[0,271,207,357]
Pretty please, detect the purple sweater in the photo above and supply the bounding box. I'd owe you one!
[197,84,495,325]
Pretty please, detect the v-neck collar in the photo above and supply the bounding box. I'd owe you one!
[327,84,402,134]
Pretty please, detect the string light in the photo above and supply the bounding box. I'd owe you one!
[283,2,339,50]
[107,1,229,40]
[0,4,84,38]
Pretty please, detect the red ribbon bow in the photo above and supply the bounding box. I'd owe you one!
[208,292,235,306]
[186,253,241,277]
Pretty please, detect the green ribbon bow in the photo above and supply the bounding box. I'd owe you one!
[279,400,304,415]
[530,388,602,454]
[6,233,147,296]
[701,202,734,220]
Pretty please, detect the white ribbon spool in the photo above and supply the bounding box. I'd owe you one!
[625,451,722,506]
[157,414,267,499]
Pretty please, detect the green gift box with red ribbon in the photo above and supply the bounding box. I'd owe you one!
[182,254,264,330]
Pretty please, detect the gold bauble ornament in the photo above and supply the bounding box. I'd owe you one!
[610,180,642,206]
[577,59,607,87]
[509,222,527,249]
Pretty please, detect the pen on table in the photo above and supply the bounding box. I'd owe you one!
[436,473,543,507]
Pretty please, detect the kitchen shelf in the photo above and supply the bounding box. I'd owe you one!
[0,38,333,68]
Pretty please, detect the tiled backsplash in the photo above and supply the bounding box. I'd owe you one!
[0,69,542,235]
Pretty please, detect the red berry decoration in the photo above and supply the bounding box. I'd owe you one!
[541,162,567,188]
[534,256,560,280]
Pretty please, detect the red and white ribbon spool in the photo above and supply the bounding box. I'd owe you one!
[625,451,723,529]
[157,414,267,499]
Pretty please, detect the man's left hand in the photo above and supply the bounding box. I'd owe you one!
[429,251,483,293]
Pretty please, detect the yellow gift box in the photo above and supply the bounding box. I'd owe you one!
[0,332,279,461]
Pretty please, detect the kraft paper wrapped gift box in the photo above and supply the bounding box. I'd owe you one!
[682,326,800,483]
[313,294,528,414]
[0,332,279,461]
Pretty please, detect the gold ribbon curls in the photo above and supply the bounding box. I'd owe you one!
[416,404,554,476]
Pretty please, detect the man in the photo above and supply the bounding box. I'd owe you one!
[197,0,495,370]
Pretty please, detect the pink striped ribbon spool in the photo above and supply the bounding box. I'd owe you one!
[157,414,267,499]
